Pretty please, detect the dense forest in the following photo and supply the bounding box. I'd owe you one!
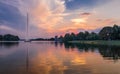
[57,24,120,42]
[0,34,20,41]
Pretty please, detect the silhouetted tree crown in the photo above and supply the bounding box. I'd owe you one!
[0,34,20,41]
[58,24,120,42]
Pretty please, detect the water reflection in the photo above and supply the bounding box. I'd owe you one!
[63,43,120,61]
[0,42,120,74]
[99,46,120,61]
[0,42,19,48]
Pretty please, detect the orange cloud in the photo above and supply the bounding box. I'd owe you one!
[71,17,87,24]
[30,45,87,74]
[19,0,120,38]
[29,0,65,32]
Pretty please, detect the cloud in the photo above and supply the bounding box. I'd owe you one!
[29,0,66,32]
[0,25,25,38]
[0,25,16,32]
[80,12,92,16]
[71,18,87,23]
[0,0,66,38]
[0,1,26,30]
[0,0,120,38]
[93,0,120,19]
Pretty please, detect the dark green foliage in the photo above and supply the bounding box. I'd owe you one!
[84,31,90,40]
[58,24,120,42]
[99,24,120,40]
[0,34,20,41]
[112,25,120,40]
[86,32,99,40]
[59,31,99,42]
[31,38,55,41]
[58,35,64,42]
[76,32,85,40]
[63,33,72,42]
[0,35,3,41]
[99,26,113,40]
[70,33,76,41]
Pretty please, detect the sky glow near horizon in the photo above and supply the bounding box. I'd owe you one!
[0,0,120,38]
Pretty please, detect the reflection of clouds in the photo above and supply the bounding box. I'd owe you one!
[71,57,86,65]
[30,45,87,74]
[31,49,68,74]
[1,42,120,74]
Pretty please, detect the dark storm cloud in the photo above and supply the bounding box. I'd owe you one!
[0,2,26,30]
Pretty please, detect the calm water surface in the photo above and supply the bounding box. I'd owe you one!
[0,42,120,74]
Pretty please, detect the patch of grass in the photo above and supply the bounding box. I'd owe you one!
[69,40,120,46]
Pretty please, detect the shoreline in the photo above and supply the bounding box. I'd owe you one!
[69,40,120,46]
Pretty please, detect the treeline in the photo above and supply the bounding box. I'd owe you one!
[57,24,120,42]
[0,34,20,41]
[31,38,55,41]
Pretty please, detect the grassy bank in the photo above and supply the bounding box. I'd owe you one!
[69,40,120,46]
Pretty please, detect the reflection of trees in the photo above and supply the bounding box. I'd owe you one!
[0,42,19,48]
[64,43,75,49]
[98,46,120,61]
[64,43,98,52]
[63,43,120,61]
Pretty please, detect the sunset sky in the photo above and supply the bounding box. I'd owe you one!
[0,0,120,38]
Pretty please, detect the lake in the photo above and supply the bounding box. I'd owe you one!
[0,41,120,74]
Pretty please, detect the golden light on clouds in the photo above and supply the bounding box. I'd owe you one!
[23,0,120,38]
[71,18,87,24]
[29,0,66,34]
[0,0,120,38]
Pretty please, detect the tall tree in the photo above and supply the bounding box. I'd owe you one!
[84,31,90,40]
[70,33,76,41]
[77,32,85,40]
[58,35,64,42]
[99,26,113,40]
[63,33,71,42]
[112,24,119,40]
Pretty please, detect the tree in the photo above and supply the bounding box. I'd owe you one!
[58,35,64,42]
[86,32,99,40]
[63,33,72,42]
[0,35,3,41]
[3,34,20,41]
[70,33,76,41]
[61,24,120,41]
[84,31,90,40]
[112,24,119,40]
[77,32,85,40]
[99,26,113,40]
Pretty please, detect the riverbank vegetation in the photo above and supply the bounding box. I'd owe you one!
[57,24,120,43]
[69,40,120,46]
[0,34,20,41]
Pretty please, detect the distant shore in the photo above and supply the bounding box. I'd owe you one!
[69,40,120,46]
